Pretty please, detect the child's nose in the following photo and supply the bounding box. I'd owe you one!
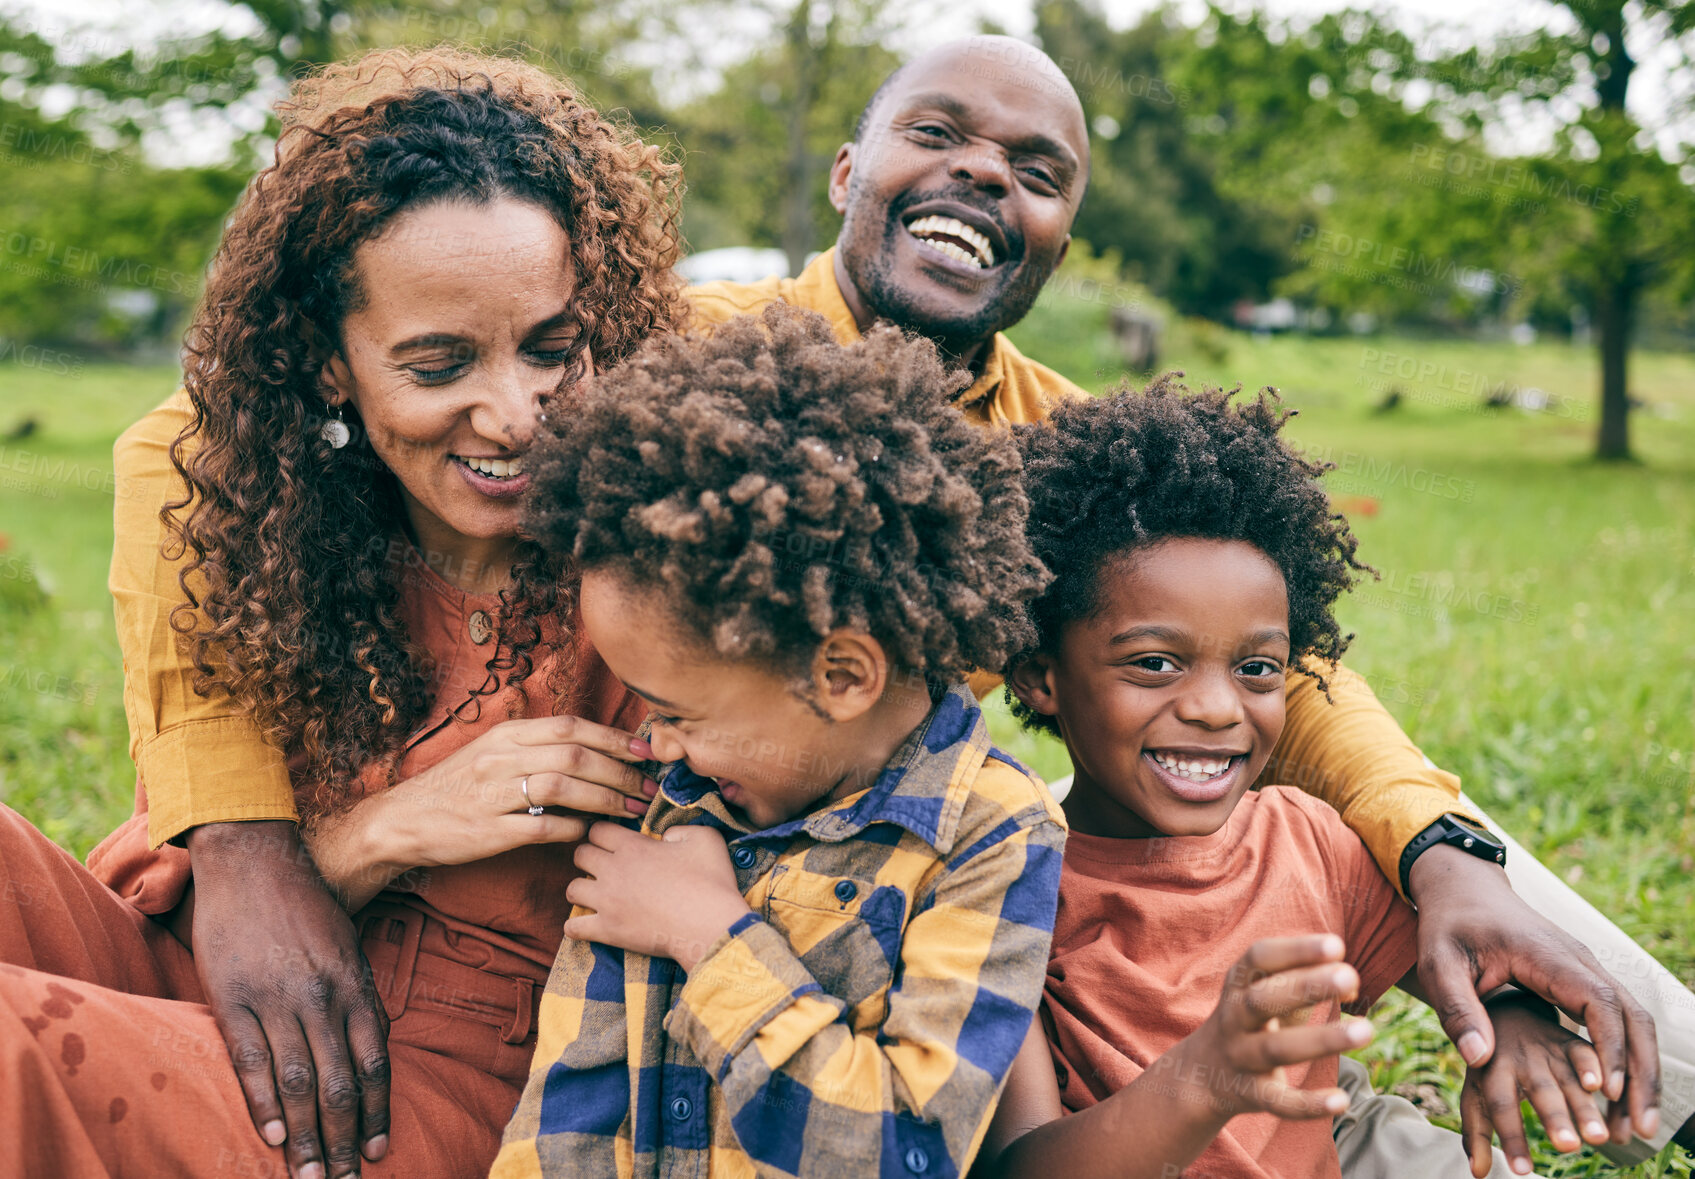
[648,724,685,765]
[1173,668,1244,729]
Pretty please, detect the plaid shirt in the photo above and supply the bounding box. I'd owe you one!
[492,683,1067,1179]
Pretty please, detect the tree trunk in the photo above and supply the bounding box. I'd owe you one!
[781,0,817,278]
[1593,278,1632,461]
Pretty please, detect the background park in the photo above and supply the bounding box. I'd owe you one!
[0,0,1692,1172]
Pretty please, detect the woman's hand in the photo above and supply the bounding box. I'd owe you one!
[1408,845,1660,1143]
[304,715,658,912]
[1459,992,1611,1177]
[1171,934,1373,1122]
[187,820,390,1179]
[564,822,751,971]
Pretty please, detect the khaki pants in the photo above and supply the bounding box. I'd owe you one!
[1334,1056,1513,1177]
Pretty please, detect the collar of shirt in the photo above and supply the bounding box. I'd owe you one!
[649,682,990,857]
[791,248,1085,428]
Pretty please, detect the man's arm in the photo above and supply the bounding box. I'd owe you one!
[111,390,296,847]
[1268,659,1661,1142]
[110,391,390,1176]
[1262,659,1477,896]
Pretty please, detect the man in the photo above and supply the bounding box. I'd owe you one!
[684,34,1694,1168]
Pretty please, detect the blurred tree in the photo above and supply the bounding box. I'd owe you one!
[1032,1,1298,319]
[1415,0,1695,459]
[668,0,899,270]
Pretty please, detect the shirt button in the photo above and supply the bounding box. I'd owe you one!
[904,1146,929,1173]
[731,846,757,870]
[833,880,858,903]
[467,610,493,645]
[668,1096,692,1121]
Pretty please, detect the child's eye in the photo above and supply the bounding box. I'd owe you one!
[1237,659,1283,678]
[648,711,679,728]
[1130,656,1179,674]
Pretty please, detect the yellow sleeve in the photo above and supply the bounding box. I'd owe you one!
[110,390,297,848]
[1261,660,1481,899]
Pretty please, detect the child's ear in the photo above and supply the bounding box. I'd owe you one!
[810,630,886,723]
[1006,654,1062,718]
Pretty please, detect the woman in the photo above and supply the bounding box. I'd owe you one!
[2,47,682,1177]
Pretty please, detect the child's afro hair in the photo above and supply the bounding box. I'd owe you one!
[1008,374,1373,736]
[525,303,1051,685]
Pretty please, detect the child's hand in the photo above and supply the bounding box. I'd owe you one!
[564,821,752,971]
[1161,935,1373,1125]
[1459,991,1611,1177]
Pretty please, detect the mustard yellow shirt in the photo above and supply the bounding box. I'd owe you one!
[111,256,1474,893]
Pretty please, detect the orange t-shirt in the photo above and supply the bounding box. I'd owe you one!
[1043,786,1419,1179]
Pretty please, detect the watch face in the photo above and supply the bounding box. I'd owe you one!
[1449,816,1504,851]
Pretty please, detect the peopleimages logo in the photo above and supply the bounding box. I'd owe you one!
[1408,144,1638,217]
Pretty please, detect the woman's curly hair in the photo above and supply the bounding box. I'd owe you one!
[1008,375,1373,737]
[525,304,1051,689]
[166,46,686,814]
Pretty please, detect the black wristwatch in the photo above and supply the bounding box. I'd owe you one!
[1398,813,1507,898]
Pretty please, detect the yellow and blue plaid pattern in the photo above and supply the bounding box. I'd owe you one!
[492,683,1067,1178]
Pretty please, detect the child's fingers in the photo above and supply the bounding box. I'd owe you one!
[562,912,603,943]
[1225,936,1345,995]
[1559,1042,1610,1144]
[1564,1036,1603,1094]
[1477,1066,1534,1175]
[1231,1017,1372,1074]
[1520,1054,1585,1153]
[1237,963,1360,1027]
[1459,1078,1497,1179]
[1257,1081,1350,1121]
[1606,1084,1635,1144]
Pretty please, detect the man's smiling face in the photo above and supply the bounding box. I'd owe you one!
[830,38,1090,360]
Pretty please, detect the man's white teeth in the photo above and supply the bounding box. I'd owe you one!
[906,215,997,267]
[1151,751,1234,781]
[460,455,524,478]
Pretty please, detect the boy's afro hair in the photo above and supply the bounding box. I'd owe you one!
[1008,374,1373,736]
[525,303,1051,683]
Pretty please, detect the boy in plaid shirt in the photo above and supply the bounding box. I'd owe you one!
[491,305,1067,1178]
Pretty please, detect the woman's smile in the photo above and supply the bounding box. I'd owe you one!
[450,452,532,499]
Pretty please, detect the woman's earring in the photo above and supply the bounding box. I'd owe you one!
[320,401,351,449]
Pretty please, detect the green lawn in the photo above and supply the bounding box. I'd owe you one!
[1,296,1692,1173]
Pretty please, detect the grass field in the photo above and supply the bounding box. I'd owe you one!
[1,284,1692,1173]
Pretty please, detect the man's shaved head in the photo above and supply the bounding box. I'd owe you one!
[829,37,1090,365]
[855,37,1086,155]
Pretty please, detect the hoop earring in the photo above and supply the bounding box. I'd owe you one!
[320,401,351,449]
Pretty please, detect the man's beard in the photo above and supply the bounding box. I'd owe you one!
[840,180,1054,357]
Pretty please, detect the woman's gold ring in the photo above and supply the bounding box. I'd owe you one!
[521,775,544,816]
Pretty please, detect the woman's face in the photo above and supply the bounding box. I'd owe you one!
[324,197,588,569]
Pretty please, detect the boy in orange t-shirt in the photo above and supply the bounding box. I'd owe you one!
[976,380,1615,1179]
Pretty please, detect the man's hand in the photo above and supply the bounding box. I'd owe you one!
[188,821,390,1179]
[1409,844,1660,1144]
[1165,935,1373,1123]
[1459,992,1611,1177]
[564,822,752,971]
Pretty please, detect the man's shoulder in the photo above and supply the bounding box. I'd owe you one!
[684,274,791,328]
[992,333,1092,405]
